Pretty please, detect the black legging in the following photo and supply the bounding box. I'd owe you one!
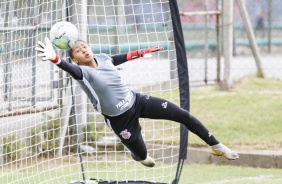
[123,133,147,161]
[123,95,220,160]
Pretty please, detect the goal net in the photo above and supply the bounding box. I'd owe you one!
[0,0,188,183]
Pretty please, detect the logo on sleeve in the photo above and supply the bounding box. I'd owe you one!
[161,102,168,108]
[120,129,131,139]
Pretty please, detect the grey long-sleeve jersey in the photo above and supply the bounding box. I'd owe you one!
[57,53,136,117]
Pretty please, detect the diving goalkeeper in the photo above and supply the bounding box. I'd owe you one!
[35,38,239,167]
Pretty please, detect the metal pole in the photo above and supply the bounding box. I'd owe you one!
[237,0,264,78]
[204,0,209,84]
[73,0,88,141]
[267,0,272,53]
[66,0,86,182]
[216,0,222,83]
[29,0,39,107]
[3,1,14,111]
[220,0,233,90]
[179,10,221,84]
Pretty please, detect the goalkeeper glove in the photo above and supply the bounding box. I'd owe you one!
[35,37,61,64]
[126,46,163,61]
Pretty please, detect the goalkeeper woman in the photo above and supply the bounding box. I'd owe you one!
[35,38,239,167]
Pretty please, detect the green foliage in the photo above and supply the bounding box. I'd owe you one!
[82,122,105,144]
[28,115,61,158]
[27,114,106,157]
[2,136,23,163]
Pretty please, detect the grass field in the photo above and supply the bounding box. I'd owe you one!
[1,76,281,184]
[181,164,282,184]
[188,77,282,150]
[2,161,282,184]
[150,76,282,150]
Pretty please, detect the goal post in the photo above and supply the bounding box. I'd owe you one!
[0,0,189,183]
[169,0,189,183]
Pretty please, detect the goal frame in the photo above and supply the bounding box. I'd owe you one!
[0,1,190,183]
[67,1,190,183]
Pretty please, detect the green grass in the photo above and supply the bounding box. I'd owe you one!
[0,157,177,184]
[2,161,282,184]
[187,77,282,150]
[2,77,282,183]
[149,77,282,150]
[180,164,282,184]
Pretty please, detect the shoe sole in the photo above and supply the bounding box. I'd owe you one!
[212,153,239,160]
[141,162,155,167]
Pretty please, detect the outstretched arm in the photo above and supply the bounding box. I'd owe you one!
[35,37,83,80]
[57,60,83,80]
[111,46,163,66]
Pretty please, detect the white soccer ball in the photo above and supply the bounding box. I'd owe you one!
[50,21,78,49]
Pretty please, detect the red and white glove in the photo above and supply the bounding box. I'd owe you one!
[126,46,163,61]
[35,37,61,64]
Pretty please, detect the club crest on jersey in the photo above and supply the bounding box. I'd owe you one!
[120,129,131,139]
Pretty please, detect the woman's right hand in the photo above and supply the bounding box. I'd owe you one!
[35,37,61,64]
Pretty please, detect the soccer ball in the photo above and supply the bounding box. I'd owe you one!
[50,21,78,49]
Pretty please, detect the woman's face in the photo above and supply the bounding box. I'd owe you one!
[72,41,94,66]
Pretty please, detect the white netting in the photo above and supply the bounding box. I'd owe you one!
[0,0,180,183]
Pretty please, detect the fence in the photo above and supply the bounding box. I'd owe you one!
[0,0,282,183]
[179,0,282,84]
[178,0,282,151]
[0,0,183,183]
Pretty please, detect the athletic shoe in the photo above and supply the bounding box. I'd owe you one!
[212,143,239,160]
[131,152,155,167]
[139,155,155,167]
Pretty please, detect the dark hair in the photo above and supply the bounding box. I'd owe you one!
[68,40,87,60]
[68,48,74,59]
